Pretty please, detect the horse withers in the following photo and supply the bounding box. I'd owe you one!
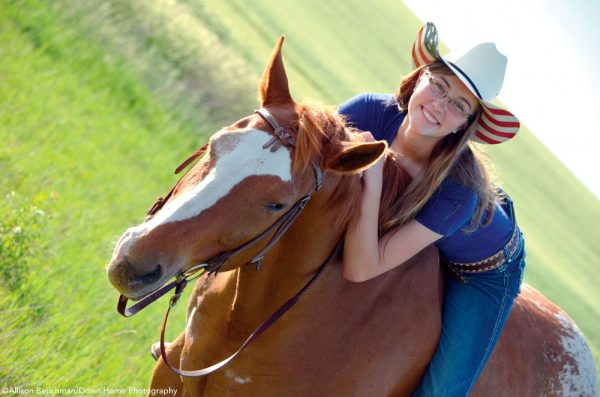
[107,37,599,396]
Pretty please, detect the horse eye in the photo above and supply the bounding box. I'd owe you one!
[265,202,287,212]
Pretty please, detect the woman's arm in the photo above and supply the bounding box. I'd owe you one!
[343,150,384,282]
[343,219,442,282]
[342,136,442,282]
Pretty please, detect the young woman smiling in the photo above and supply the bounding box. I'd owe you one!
[339,23,524,396]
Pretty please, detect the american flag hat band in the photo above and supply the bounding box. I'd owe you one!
[411,22,520,144]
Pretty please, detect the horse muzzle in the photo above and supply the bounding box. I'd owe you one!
[107,258,167,300]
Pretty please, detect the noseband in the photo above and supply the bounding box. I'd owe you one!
[116,108,340,377]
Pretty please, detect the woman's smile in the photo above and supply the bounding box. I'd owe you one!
[421,105,440,125]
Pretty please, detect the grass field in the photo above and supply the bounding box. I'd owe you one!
[1,0,598,390]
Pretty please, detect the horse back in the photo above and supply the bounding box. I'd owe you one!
[472,284,599,397]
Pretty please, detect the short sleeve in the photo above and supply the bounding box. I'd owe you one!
[415,180,478,236]
[337,93,391,141]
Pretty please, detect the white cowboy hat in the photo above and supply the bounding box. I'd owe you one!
[412,22,520,144]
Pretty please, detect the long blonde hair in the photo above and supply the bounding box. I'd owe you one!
[379,61,502,235]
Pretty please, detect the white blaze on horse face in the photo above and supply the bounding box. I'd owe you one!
[114,128,292,258]
[153,128,292,224]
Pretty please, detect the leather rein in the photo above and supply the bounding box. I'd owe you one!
[117,108,340,377]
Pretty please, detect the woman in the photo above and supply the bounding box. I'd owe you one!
[339,23,525,396]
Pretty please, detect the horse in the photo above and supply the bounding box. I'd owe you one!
[107,37,599,396]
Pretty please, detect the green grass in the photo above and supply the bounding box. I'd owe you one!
[1,0,598,389]
[0,1,209,387]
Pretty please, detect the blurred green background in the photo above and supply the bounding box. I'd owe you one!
[1,0,598,388]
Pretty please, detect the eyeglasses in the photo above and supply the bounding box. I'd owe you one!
[424,71,474,121]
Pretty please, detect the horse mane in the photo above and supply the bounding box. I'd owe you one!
[293,104,411,234]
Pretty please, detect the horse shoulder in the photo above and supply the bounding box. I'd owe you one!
[294,244,443,396]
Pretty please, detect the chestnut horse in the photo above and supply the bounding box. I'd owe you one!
[108,37,598,396]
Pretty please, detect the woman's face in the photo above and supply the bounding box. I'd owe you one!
[407,69,479,139]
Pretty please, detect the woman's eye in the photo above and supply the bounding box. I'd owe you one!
[434,82,446,96]
[265,202,286,212]
[452,100,466,113]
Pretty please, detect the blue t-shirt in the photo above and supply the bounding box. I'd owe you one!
[337,93,515,262]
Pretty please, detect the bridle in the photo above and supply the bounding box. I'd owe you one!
[117,108,324,316]
[116,108,340,377]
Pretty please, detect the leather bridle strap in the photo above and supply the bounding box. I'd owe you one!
[255,108,323,190]
[118,178,318,317]
[118,191,313,317]
[159,239,342,377]
[117,108,323,317]
[255,108,296,152]
[146,144,209,220]
[117,280,178,317]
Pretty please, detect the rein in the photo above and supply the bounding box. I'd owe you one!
[160,240,341,377]
[117,108,336,377]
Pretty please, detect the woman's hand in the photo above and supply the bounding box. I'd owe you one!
[358,131,385,190]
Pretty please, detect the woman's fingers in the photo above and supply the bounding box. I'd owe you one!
[360,131,376,142]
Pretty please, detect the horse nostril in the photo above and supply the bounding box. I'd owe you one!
[128,264,162,289]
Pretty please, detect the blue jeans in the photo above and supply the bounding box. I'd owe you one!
[413,207,526,396]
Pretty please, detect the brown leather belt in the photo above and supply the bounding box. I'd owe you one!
[445,226,522,283]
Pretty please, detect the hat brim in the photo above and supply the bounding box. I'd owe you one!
[473,102,520,144]
[442,59,520,144]
[411,23,520,144]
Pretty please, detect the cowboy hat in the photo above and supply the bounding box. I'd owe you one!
[412,22,520,144]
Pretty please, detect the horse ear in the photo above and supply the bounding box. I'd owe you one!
[259,35,293,106]
[325,141,387,174]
